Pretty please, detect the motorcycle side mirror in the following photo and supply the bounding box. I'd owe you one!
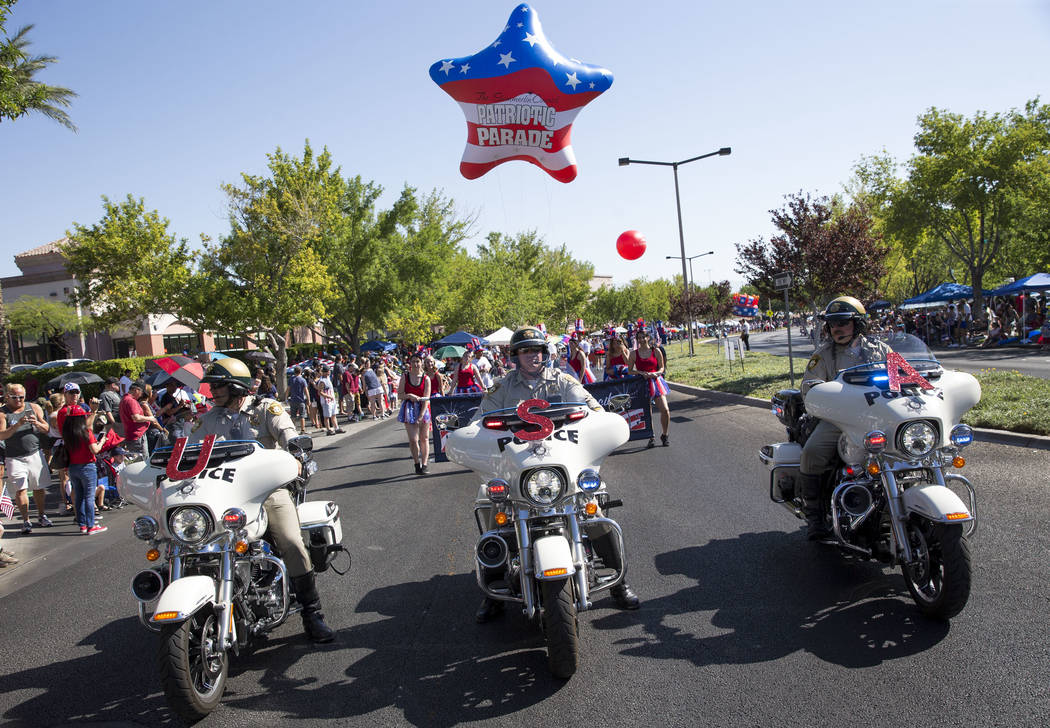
[288,435,314,453]
[607,394,631,414]
[435,413,460,430]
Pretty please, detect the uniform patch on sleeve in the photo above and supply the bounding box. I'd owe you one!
[191,420,203,432]
[806,354,821,371]
[267,403,284,416]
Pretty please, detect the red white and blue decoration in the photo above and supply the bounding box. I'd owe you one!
[429,3,613,182]
[732,293,760,318]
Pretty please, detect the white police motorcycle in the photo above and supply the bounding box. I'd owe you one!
[118,435,346,721]
[760,333,981,619]
[441,396,632,678]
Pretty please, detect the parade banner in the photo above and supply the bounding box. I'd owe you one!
[430,375,653,462]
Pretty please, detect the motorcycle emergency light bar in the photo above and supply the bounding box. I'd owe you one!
[566,410,588,422]
[950,424,974,447]
[482,416,509,430]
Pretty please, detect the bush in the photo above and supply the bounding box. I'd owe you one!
[3,355,164,401]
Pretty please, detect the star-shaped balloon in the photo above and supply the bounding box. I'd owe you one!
[429,3,613,183]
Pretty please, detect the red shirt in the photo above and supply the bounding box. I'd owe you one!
[68,429,97,465]
[119,393,149,441]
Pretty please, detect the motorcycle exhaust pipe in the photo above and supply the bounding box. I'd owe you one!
[130,568,165,603]
[476,533,509,570]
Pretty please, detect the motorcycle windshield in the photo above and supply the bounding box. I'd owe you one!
[837,332,940,385]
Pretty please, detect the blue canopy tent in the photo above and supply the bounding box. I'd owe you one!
[988,273,1050,341]
[987,272,1050,296]
[900,282,992,309]
[359,340,397,353]
[868,300,892,311]
[431,330,489,347]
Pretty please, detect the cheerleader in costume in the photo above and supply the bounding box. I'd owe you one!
[397,353,433,475]
[629,329,670,448]
[567,337,596,384]
[449,350,484,395]
[603,335,630,380]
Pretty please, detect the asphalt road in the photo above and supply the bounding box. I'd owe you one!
[2,395,1049,727]
[736,328,1050,379]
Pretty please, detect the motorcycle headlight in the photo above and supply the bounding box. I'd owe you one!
[898,421,937,458]
[168,506,213,545]
[576,468,602,492]
[133,515,159,541]
[522,468,566,506]
[949,424,974,448]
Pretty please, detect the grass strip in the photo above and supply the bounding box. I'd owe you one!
[664,340,1050,436]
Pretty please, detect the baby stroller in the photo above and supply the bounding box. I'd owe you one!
[95,431,128,510]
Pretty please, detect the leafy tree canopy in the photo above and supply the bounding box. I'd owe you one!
[7,295,92,357]
[0,1,77,131]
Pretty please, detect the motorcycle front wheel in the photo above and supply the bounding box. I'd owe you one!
[902,519,972,620]
[541,577,579,679]
[158,609,228,722]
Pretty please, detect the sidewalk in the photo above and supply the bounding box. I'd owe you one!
[0,409,393,598]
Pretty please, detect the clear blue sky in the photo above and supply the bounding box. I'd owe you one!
[3,0,1049,294]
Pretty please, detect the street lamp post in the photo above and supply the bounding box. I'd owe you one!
[619,147,731,355]
[666,251,714,348]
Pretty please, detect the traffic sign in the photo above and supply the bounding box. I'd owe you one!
[774,272,792,291]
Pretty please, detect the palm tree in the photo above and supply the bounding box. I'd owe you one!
[0,24,77,131]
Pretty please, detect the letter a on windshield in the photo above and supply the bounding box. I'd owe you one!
[516,398,555,441]
[886,352,934,392]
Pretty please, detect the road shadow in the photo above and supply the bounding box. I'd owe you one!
[591,531,950,669]
[222,572,565,726]
[0,616,180,726]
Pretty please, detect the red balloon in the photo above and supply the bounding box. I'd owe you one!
[616,230,647,260]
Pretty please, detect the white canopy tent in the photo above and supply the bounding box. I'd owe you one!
[485,326,514,346]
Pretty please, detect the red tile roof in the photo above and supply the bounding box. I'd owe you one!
[15,237,68,261]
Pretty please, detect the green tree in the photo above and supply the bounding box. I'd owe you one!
[735,192,888,313]
[320,184,471,350]
[0,282,10,375]
[6,295,91,358]
[0,11,77,131]
[886,100,1050,313]
[65,195,193,331]
[199,141,342,394]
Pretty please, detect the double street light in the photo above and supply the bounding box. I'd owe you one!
[619,147,731,355]
[666,251,714,346]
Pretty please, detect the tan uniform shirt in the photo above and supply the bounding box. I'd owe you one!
[189,396,297,450]
[476,367,601,418]
[801,336,893,395]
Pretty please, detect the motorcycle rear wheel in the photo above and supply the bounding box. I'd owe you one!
[902,520,971,620]
[541,577,579,679]
[158,609,228,722]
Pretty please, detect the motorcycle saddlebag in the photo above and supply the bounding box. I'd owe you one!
[297,501,343,573]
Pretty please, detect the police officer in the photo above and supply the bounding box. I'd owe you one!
[189,358,335,643]
[799,297,891,540]
[473,327,639,623]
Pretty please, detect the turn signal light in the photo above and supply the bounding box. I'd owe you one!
[152,611,179,622]
[584,502,598,516]
[866,463,881,476]
[234,540,249,555]
[952,456,966,468]
[945,512,970,521]
[494,512,509,526]
[146,549,160,562]
[542,567,568,577]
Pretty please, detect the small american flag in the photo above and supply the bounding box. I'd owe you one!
[0,486,14,519]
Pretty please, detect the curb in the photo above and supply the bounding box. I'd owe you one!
[666,380,1050,451]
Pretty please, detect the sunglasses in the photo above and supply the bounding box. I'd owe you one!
[7,395,25,400]
[517,346,544,354]
[829,321,854,329]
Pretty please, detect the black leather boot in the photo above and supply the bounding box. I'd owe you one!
[799,473,831,541]
[291,573,335,643]
[611,583,640,610]
[475,596,504,623]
